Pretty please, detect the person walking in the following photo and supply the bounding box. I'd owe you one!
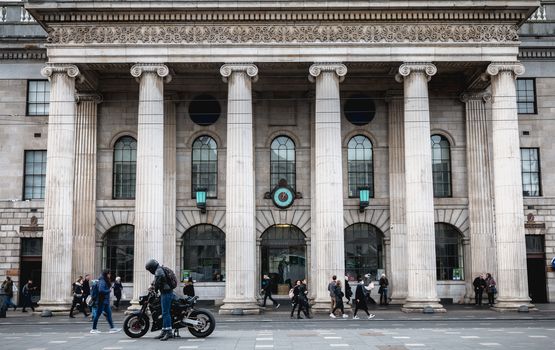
[261,275,280,309]
[1,276,17,311]
[112,276,123,310]
[473,274,487,306]
[21,280,36,312]
[344,277,353,305]
[146,259,178,341]
[69,276,89,318]
[183,277,195,297]
[90,270,120,334]
[328,275,337,314]
[353,278,376,320]
[296,279,312,319]
[330,280,348,318]
[485,273,497,307]
[290,279,301,319]
[82,274,91,316]
[378,274,389,306]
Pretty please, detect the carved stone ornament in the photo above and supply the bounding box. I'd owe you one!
[308,63,348,83]
[130,63,172,83]
[40,64,81,79]
[47,24,519,45]
[76,93,103,104]
[220,64,259,83]
[486,62,525,78]
[395,62,437,83]
[460,91,492,104]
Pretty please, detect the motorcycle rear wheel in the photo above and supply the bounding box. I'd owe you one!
[123,313,150,338]
[187,309,216,338]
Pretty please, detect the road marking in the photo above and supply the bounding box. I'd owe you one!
[405,344,426,347]
[6,337,21,339]
[324,336,342,339]
[68,336,84,339]
[506,331,523,334]
[479,343,501,347]
[187,339,205,342]
[178,347,198,349]
[49,341,67,344]
[461,336,480,339]
[27,348,46,350]
[256,338,274,341]
[329,345,349,348]
[528,335,547,338]
[102,348,123,350]
[255,346,274,349]
[393,336,411,339]
[445,332,460,334]
[118,339,136,342]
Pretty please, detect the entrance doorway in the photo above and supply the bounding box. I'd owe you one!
[19,238,42,306]
[260,225,306,295]
[525,235,547,303]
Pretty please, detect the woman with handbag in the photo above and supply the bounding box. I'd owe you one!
[485,273,497,307]
[69,276,89,318]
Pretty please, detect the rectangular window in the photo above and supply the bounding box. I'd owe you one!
[521,148,541,197]
[27,80,50,116]
[516,78,537,114]
[23,150,47,200]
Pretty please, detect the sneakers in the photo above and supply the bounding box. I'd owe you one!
[342,314,349,318]
[90,329,101,334]
[329,313,336,318]
[353,315,360,320]
[109,328,122,334]
[368,314,376,319]
[275,303,281,309]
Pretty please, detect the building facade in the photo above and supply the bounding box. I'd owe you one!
[0,0,553,313]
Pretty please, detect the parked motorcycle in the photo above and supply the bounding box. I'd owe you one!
[123,289,215,339]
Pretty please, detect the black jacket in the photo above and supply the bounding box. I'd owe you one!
[183,284,195,297]
[82,280,90,296]
[473,277,486,290]
[153,266,173,293]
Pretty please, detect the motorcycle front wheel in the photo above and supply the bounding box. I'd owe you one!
[187,309,216,338]
[123,313,150,338]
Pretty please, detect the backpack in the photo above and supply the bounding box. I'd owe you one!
[162,266,178,290]
[87,279,99,307]
[288,288,295,300]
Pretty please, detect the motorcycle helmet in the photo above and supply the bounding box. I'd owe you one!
[145,258,159,274]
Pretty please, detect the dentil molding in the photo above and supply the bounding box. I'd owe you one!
[47,24,519,45]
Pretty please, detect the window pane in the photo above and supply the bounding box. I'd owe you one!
[431,135,451,198]
[270,136,296,190]
[435,223,463,280]
[347,135,373,198]
[113,136,137,199]
[23,150,47,200]
[104,225,134,283]
[192,136,218,198]
[183,225,225,282]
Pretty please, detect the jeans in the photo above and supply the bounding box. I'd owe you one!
[161,292,174,330]
[4,296,16,309]
[92,303,114,330]
[380,288,388,305]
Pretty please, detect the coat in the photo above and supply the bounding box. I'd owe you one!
[355,284,368,310]
[333,285,344,308]
[97,276,111,306]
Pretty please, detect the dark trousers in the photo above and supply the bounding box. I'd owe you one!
[332,300,344,315]
[114,293,122,308]
[263,292,278,306]
[474,289,484,305]
[70,296,88,316]
[21,295,34,311]
[353,301,369,316]
[487,292,495,306]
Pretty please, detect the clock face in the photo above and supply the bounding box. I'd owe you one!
[272,187,294,209]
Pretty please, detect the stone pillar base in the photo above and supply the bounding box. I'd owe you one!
[389,297,407,305]
[219,302,261,315]
[126,300,141,314]
[37,301,72,313]
[492,299,535,312]
[401,300,446,313]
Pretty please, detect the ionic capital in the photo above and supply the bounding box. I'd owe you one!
[308,63,347,83]
[40,64,81,80]
[130,63,172,83]
[486,62,525,78]
[460,91,492,104]
[395,62,437,83]
[220,63,259,83]
[76,93,103,104]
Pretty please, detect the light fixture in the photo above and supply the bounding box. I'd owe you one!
[359,187,370,213]
[195,187,207,214]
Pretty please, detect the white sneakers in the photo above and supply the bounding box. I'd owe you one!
[109,328,122,333]
[329,313,336,318]
[90,329,101,334]
[342,314,349,318]
[368,314,376,319]
[353,315,360,320]
[331,313,375,320]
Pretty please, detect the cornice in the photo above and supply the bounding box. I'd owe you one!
[0,49,47,61]
[519,47,555,59]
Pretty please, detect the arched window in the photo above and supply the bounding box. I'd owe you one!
[431,134,452,197]
[113,136,137,199]
[260,225,306,293]
[103,224,134,283]
[270,136,296,190]
[344,223,384,280]
[435,223,464,281]
[347,135,373,198]
[183,224,225,282]
[192,136,218,198]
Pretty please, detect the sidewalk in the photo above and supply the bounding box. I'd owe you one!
[2,304,555,325]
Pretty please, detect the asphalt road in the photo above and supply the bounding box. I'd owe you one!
[1,318,554,350]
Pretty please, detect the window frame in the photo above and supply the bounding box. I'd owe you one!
[431,134,452,198]
[516,78,537,115]
[112,136,137,200]
[521,147,542,197]
[344,223,384,281]
[269,135,296,191]
[191,135,218,199]
[347,135,374,198]
[435,223,464,281]
[26,80,50,117]
[102,224,135,283]
[182,224,226,283]
[23,150,47,200]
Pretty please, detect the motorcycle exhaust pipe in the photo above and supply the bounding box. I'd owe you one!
[182,319,201,327]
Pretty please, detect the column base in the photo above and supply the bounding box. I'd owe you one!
[492,298,536,312]
[37,300,72,314]
[219,301,261,315]
[389,297,407,305]
[125,299,141,314]
[401,299,446,313]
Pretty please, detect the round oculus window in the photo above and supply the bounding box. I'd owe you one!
[188,94,221,126]
[344,94,376,126]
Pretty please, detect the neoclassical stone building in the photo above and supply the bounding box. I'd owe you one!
[1,0,554,313]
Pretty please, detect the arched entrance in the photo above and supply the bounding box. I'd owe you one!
[344,223,384,281]
[182,224,225,282]
[102,224,134,282]
[260,225,306,294]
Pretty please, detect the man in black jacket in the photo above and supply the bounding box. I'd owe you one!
[473,274,487,306]
[261,275,280,309]
[146,259,175,341]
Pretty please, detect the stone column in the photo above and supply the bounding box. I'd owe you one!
[129,64,171,304]
[486,62,532,311]
[461,91,497,302]
[163,98,177,271]
[386,91,408,304]
[39,64,80,311]
[72,93,102,280]
[396,63,444,312]
[219,64,260,314]
[308,63,347,311]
